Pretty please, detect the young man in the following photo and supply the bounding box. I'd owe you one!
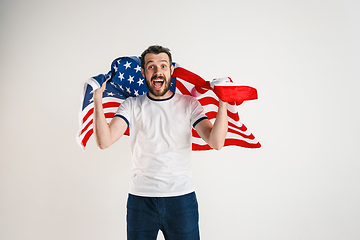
[93,45,228,240]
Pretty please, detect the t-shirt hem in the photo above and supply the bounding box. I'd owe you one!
[128,189,195,198]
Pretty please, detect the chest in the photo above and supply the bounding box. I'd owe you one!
[131,99,192,133]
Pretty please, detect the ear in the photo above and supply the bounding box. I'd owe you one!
[141,68,145,78]
[170,64,174,75]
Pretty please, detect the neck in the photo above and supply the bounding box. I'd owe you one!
[148,91,173,100]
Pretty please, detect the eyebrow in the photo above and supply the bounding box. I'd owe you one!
[145,59,169,67]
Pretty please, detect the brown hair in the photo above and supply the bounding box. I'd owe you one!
[140,45,172,69]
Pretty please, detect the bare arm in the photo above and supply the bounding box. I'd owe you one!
[194,100,228,150]
[93,82,128,149]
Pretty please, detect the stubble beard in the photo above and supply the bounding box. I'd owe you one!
[145,74,172,97]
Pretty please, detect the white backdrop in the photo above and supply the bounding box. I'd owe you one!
[1,0,359,239]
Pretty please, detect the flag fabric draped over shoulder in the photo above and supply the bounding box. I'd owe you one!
[77,56,261,150]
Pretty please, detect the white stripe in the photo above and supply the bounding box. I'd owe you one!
[79,106,119,130]
[228,125,253,137]
[191,131,258,145]
[79,97,124,121]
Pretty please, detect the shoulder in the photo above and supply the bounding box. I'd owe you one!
[172,93,204,113]
[124,94,147,103]
[119,95,147,111]
[173,93,198,103]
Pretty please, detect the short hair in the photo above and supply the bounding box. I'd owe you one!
[140,45,172,69]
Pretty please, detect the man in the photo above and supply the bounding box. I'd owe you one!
[93,45,228,240]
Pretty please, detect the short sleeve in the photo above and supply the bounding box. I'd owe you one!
[190,97,208,128]
[114,98,131,127]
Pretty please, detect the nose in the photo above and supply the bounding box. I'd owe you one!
[153,66,163,75]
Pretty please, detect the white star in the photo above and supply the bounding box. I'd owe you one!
[124,61,131,69]
[134,90,139,96]
[119,85,124,91]
[137,78,144,86]
[126,87,131,93]
[135,65,141,72]
[107,92,115,96]
[114,65,118,72]
[118,72,124,81]
[128,75,134,84]
[89,97,93,103]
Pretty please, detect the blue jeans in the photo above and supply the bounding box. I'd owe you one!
[127,192,200,240]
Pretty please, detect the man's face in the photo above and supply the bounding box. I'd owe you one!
[142,53,174,99]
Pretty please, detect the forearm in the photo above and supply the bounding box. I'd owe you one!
[93,93,113,149]
[208,100,228,150]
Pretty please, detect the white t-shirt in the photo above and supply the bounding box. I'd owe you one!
[115,92,207,197]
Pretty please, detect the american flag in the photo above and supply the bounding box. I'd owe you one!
[77,56,261,150]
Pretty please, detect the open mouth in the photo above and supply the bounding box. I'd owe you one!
[152,77,165,90]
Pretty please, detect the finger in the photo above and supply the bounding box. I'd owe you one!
[101,80,108,90]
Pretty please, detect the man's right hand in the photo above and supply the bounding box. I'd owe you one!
[94,80,108,100]
[92,80,128,150]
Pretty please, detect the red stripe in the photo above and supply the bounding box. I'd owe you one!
[205,110,239,122]
[175,80,192,95]
[80,119,93,136]
[223,138,261,148]
[80,111,117,136]
[192,138,261,151]
[192,126,253,140]
[82,102,121,124]
[228,128,255,140]
[192,129,200,138]
[195,85,209,94]
[213,85,258,103]
[104,112,116,118]
[81,129,93,148]
[228,121,247,132]
[198,97,240,121]
[80,123,130,149]
[198,96,241,116]
[103,102,121,108]
[173,67,211,90]
[198,97,218,106]
[192,143,212,150]
[205,111,216,119]
[227,111,239,122]
[82,108,94,124]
